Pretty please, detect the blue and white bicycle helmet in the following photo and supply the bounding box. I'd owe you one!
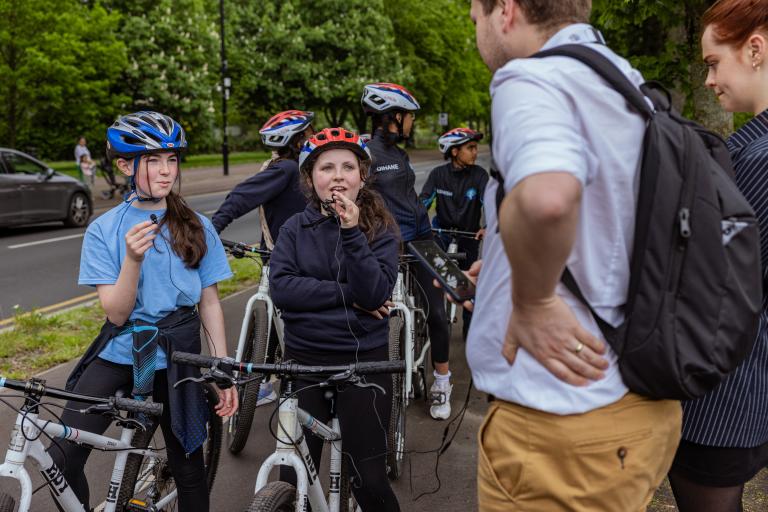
[438,128,483,155]
[259,110,314,148]
[361,83,420,114]
[106,111,187,159]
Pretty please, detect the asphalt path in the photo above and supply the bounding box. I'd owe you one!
[0,154,492,510]
[0,155,488,323]
[0,277,486,512]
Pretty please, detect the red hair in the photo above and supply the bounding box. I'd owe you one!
[703,0,768,47]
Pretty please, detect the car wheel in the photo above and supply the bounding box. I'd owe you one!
[64,192,92,227]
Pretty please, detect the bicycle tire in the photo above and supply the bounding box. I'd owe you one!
[246,481,296,512]
[412,307,428,401]
[228,300,271,454]
[0,492,15,512]
[116,383,222,511]
[386,313,407,480]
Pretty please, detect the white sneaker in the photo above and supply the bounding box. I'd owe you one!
[256,381,277,407]
[429,379,452,420]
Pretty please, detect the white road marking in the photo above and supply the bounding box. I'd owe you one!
[8,233,85,249]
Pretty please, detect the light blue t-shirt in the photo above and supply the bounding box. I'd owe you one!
[78,202,233,368]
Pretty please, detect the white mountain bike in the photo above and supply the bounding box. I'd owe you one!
[221,239,285,455]
[171,351,405,512]
[0,375,221,512]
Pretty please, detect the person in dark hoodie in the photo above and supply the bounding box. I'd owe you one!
[211,110,313,247]
[361,82,453,421]
[270,127,400,511]
[421,127,489,339]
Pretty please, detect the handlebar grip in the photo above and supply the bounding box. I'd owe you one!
[354,360,407,374]
[447,252,467,261]
[114,397,163,417]
[172,351,219,369]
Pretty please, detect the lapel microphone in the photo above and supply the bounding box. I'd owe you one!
[150,214,159,225]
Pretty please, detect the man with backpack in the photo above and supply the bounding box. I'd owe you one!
[464,0,761,509]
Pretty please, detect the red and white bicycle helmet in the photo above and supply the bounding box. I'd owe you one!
[361,82,420,114]
[259,110,315,148]
[299,127,371,172]
[438,128,483,154]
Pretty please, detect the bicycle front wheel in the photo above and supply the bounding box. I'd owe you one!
[386,313,407,480]
[0,492,16,512]
[246,481,296,512]
[229,300,272,455]
[117,383,222,511]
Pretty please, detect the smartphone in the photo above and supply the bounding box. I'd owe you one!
[407,240,476,303]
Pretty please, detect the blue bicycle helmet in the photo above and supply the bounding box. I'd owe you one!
[106,111,187,159]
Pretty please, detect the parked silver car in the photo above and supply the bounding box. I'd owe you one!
[0,148,92,228]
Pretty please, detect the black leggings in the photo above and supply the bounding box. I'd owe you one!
[435,234,479,339]
[409,233,450,364]
[280,346,400,511]
[48,358,208,511]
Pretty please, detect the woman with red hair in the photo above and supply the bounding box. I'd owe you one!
[669,1,768,510]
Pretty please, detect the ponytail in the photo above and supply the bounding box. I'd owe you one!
[162,190,207,268]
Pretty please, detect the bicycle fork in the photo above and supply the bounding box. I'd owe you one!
[254,393,329,512]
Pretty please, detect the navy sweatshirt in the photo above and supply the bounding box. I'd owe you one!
[269,205,399,353]
[420,163,489,232]
[211,159,306,242]
[367,131,432,241]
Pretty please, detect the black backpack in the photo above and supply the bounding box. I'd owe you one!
[491,44,763,400]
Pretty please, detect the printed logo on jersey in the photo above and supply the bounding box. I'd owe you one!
[374,163,400,173]
[436,188,454,197]
[465,188,478,200]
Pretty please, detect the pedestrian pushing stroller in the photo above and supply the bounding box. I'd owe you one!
[98,157,130,200]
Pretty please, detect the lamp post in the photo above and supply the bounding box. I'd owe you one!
[219,0,230,176]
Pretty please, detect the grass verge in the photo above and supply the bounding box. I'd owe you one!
[49,151,270,177]
[0,255,262,379]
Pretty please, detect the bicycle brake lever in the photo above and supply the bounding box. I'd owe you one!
[353,381,387,395]
[173,368,236,389]
[81,403,118,416]
[173,375,208,389]
[115,415,150,432]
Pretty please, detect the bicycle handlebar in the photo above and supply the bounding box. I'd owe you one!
[431,227,479,238]
[399,252,466,263]
[172,351,406,376]
[220,239,271,257]
[0,377,163,417]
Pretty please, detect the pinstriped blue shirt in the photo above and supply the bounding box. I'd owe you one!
[682,109,768,448]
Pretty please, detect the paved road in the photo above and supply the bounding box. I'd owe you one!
[0,283,486,511]
[0,154,489,323]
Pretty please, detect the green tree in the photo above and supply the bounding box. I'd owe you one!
[109,0,220,152]
[592,0,729,135]
[384,0,491,132]
[228,0,407,134]
[0,0,126,158]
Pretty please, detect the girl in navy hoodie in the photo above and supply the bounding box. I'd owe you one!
[270,127,400,511]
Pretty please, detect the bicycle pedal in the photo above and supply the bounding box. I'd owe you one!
[125,498,153,511]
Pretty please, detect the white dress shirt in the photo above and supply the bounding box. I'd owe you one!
[466,24,647,414]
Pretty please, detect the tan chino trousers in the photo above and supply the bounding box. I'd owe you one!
[477,392,682,512]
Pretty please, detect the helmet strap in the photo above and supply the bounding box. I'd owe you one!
[131,155,161,203]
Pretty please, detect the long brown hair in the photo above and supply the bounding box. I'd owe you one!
[161,190,207,268]
[301,156,400,242]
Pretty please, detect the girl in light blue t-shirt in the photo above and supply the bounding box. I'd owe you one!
[49,112,236,512]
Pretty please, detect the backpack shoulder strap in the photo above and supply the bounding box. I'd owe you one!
[532,44,653,119]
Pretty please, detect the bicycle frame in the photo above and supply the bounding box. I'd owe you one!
[0,408,166,512]
[390,266,430,407]
[253,387,349,512]
[233,264,285,365]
